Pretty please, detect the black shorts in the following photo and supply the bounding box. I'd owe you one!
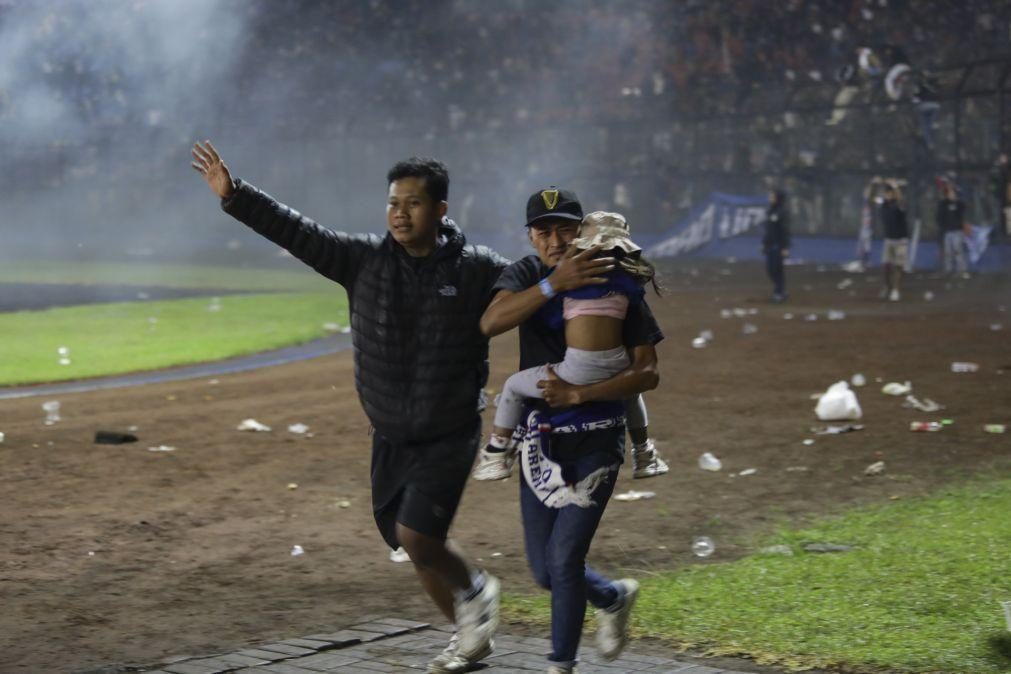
[370,419,481,550]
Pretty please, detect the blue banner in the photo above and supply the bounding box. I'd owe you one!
[646,192,768,258]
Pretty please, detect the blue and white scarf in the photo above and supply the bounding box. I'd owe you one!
[519,410,614,509]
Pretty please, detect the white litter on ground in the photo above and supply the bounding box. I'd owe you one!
[237,418,271,432]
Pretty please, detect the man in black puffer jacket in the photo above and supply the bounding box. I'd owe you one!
[192,141,516,673]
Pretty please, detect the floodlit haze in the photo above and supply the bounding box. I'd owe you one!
[1,0,1008,268]
[1,0,673,265]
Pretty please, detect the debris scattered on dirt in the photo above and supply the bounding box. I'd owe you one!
[813,423,864,435]
[237,418,271,432]
[881,381,912,395]
[910,421,943,432]
[698,452,722,471]
[614,490,656,501]
[951,361,979,373]
[290,545,304,557]
[864,461,886,475]
[902,395,943,412]
[850,373,867,387]
[287,423,309,434]
[42,400,61,425]
[692,536,715,557]
[815,381,863,421]
[94,431,138,445]
[146,445,176,452]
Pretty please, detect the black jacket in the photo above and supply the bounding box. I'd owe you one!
[762,197,790,250]
[222,179,508,443]
[936,198,965,235]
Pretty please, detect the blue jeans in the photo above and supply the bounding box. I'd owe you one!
[519,433,623,665]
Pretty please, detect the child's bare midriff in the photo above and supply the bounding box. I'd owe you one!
[564,314,624,351]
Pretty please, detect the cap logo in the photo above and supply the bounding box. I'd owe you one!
[541,189,559,210]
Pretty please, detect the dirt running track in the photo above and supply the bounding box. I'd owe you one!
[1,262,1008,674]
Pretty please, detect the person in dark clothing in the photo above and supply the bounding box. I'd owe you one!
[878,181,909,301]
[191,141,507,674]
[761,189,791,303]
[936,183,968,277]
[480,188,663,673]
[990,153,1010,241]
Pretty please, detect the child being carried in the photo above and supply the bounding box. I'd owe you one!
[474,210,659,480]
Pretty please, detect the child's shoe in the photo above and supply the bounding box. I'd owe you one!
[472,446,515,481]
[631,439,669,479]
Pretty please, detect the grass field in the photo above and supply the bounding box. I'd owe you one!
[0,260,334,292]
[505,476,1011,673]
[0,292,347,386]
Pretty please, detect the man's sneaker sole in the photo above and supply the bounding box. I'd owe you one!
[427,640,493,673]
[596,578,639,661]
[456,574,500,659]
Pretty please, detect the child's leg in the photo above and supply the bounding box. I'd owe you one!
[625,395,648,445]
[475,366,550,482]
[492,365,549,434]
[626,395,669,479]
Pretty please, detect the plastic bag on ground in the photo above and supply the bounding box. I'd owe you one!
[815,381,863,421]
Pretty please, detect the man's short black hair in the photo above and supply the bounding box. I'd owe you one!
[386,157,449,203]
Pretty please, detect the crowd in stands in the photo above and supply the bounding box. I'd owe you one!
[3,0,1010,250]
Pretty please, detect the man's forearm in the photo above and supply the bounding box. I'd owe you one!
[571,359,659,404]
[480,286,551,337]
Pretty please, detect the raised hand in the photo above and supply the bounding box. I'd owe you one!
[548,245,615,293]
[191,140,235,199]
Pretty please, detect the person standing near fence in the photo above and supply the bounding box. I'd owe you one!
[878,181,909,302]
[936,182,969,278]
[761,189,790,303]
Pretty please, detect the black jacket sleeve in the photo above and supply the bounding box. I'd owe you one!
[221,179,379,289]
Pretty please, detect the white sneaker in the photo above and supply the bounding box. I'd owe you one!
[595,578,639,661]
[472,447,515,481]
[427,633,493,673]
[455,574,499,660]
[631,439,669,479]
[889,289,900,302]
[546,665,578,673]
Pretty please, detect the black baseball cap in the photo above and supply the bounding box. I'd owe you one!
[525,186,583,227]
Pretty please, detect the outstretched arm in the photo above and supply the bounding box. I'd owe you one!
[191,140,372,287]
[538,343,659,407]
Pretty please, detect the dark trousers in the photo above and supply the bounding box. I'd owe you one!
[520,443,622,664]
[765,246,785,295]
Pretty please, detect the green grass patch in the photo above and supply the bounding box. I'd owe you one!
[0,292,348,386]
[503,477,1011,673]
[0,260,333,291]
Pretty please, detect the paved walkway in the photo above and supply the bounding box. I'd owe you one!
[133,618,757,673]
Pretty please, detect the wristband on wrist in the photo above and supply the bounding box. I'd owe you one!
[538,277,556,299]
